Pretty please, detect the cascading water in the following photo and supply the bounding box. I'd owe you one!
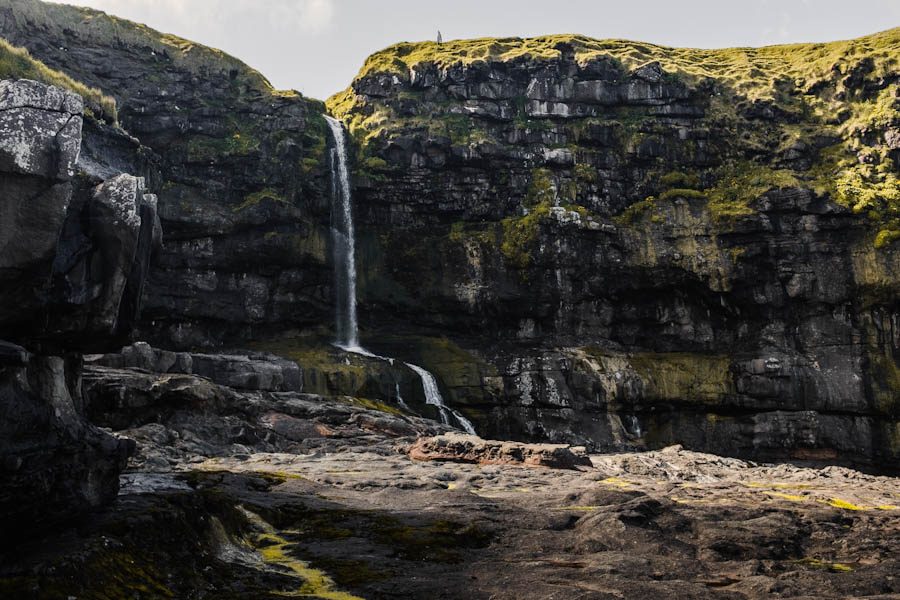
[324,116,476,436]
[325,115,359,351]
[405,363,477,435]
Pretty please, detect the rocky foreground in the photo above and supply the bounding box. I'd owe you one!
[2,348,899,600]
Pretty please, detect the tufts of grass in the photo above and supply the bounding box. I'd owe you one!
[0,36,117,123]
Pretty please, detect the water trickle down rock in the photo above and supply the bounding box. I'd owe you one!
[325,116,477,435]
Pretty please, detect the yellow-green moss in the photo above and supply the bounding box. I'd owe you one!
[339,396,406,416]
[240,507,365,600]
[660,171,700,188]
[573,163,598,182]
[793,558,855,573]
[524,168,555,207]
[188,131,262,162]
[823,498,868,510]
[501,202,551,268]
[232,187,287,213]
[614,196,657,225]
[705,162,802,225]
[658,188,707,201]
[629,352,734,403]
[0,36,117,123]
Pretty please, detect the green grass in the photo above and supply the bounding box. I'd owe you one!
[0,36,117,123]
[327,27,900,247]
[331,28,900,104]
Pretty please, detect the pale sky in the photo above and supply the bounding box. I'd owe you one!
[50,0,900,101]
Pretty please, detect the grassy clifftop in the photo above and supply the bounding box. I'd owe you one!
[0,36,117,122]
[328,28,900,247]
[345,28,900,100]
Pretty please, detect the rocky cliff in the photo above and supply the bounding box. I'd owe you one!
[325,33,900,465]
[0,75,155,538]
[2,0,899,468]
[0,0,335,348]
[2,5,900,598]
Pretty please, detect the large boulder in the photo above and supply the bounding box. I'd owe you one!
[0,78,82,178]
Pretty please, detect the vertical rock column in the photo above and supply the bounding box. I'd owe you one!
[0,78,82,334]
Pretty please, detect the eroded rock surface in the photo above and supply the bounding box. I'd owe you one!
[406,432,591,469]
[3,352,899,598]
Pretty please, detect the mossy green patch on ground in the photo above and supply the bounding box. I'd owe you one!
[793,558,855,573]
[239,507,365,600]
[0,36,117,122]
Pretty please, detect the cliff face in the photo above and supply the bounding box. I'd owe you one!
[325,33,900,464]
[3,0,899,466]
[0,0,335,348]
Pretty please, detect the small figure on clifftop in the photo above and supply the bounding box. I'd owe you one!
[437,30,443,45]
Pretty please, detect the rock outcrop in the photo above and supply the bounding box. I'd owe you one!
[0,78,82,334]
[0,344,132,540]
[0,79,156,536]
[406,432,592,468]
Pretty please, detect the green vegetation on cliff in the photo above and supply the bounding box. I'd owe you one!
[328,28,900,247]
[336,29,900,103]
[0,36,117,122]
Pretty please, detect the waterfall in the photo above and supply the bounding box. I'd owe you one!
[625,415,643,438]
[325,116,359,351]
[405,363,477,435]
[395,383,411,412]
[324,115,476,436]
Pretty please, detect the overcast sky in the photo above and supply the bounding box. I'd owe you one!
[51,0,900,100]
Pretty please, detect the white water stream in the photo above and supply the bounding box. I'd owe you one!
[325,115,359,350]
[325,116,476,435]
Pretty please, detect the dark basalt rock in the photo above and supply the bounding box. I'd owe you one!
[87,342,303,393]
[0,0,335,349]
[0,79,159,536]
[0,79,82,334]
[48,174,162,347]
[0,350,132,540]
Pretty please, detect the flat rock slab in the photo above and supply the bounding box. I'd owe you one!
[406,432,592,469]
